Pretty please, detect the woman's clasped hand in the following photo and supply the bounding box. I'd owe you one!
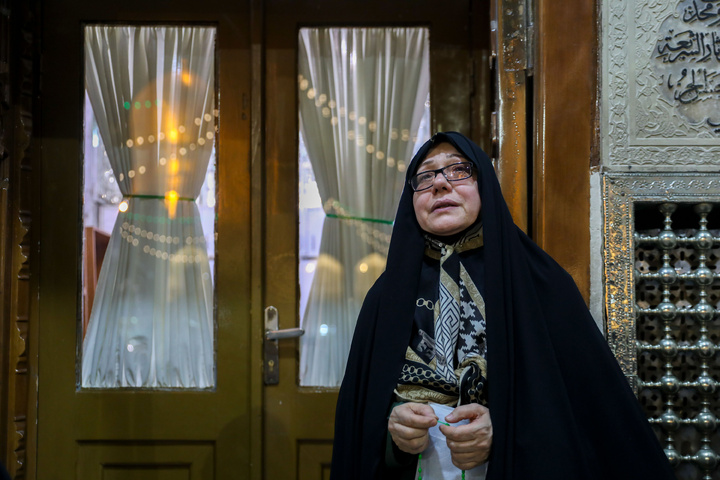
[389,402,492,470]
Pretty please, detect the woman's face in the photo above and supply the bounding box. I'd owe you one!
[412,143,481,236]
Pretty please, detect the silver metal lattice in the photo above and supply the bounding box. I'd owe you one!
[635,202,720,480]
[603,173,720,480]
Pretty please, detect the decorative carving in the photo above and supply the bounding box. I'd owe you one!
[0,1,13,474]
[603,0,720,169]
[0,0,36,477]
[602,175,638,389]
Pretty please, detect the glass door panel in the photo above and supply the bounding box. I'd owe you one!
[81,25,217,389]
[296,27,431,387]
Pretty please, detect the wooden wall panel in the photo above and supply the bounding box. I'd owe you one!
[534,0,597,301]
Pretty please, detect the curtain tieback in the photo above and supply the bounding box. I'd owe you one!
[325,213,393,225]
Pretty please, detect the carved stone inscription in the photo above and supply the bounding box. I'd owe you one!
[603,0,720,168]
[653,0,720,133]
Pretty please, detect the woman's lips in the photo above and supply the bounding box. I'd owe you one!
[432,199,458,211]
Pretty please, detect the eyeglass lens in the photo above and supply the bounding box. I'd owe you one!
[411,162,472,191]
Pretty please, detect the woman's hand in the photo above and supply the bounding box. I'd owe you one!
[439,404,492,470]
[388,402,438,454]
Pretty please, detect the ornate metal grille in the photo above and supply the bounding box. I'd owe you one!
[635,202,720,480]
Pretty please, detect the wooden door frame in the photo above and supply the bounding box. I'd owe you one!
[494,0,597,300]
[493,0,531,234]
[533,0,597,301]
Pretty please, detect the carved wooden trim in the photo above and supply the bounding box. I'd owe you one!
[494,0,530,232]
[0,0,37,477]
[0,0,10,469]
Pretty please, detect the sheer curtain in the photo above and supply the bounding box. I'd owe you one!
[82,26,216,388]
[298,27,430,386]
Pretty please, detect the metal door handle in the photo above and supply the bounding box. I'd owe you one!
[266,327,304,340]
[264,306,304,385]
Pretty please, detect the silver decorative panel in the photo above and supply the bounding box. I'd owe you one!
[602,0,720,170]
[602,0,720,477]
[603,173,720,479]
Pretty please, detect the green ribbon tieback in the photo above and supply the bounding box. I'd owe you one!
[125,194,196,202]
[325,213,393,225]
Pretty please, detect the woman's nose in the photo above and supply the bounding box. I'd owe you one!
[432,171,452,190]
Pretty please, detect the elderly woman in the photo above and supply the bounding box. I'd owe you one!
[330,132,675,480]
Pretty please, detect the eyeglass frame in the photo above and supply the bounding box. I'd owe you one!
[408,161,475,192]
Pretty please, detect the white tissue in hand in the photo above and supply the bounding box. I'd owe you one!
[414,403,487,480]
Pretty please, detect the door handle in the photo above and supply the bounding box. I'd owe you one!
[264,306,304,385]
[265,327,304,340]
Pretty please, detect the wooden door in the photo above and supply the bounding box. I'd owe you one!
[37,1,256,478]
[261,1,490,478]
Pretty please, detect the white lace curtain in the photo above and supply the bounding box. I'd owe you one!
[82,26,216,388]
[298,27,430,386]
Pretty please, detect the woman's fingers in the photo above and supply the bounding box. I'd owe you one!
[391,402,438,428]
[450,452,488,470]
[388,403,437,454]
[441,404,491,441]
[388,422,430,454]
[439,404,493,469]
[444,403,490,424]
[445,443,491,469]
[389,402,493,463]
[441,420,492,442]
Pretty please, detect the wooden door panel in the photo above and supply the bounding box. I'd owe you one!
[38,1,253,478]
[77,443,214,479]
[297,442,333,480]
[103,471,190,480]
[262,1,488,478]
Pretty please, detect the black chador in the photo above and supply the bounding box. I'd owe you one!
[330,132,676,480]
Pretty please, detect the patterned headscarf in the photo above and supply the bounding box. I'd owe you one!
[395,222,488,406]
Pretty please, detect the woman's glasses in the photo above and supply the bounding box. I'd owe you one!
[409,162,474,192]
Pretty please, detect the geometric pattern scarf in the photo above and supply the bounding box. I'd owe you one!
[395,223,488,407]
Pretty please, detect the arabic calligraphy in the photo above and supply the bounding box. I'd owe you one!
[653,0,720,133]
[665,66,720,104]
[657,30,720,64]
[682,0,720,25]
